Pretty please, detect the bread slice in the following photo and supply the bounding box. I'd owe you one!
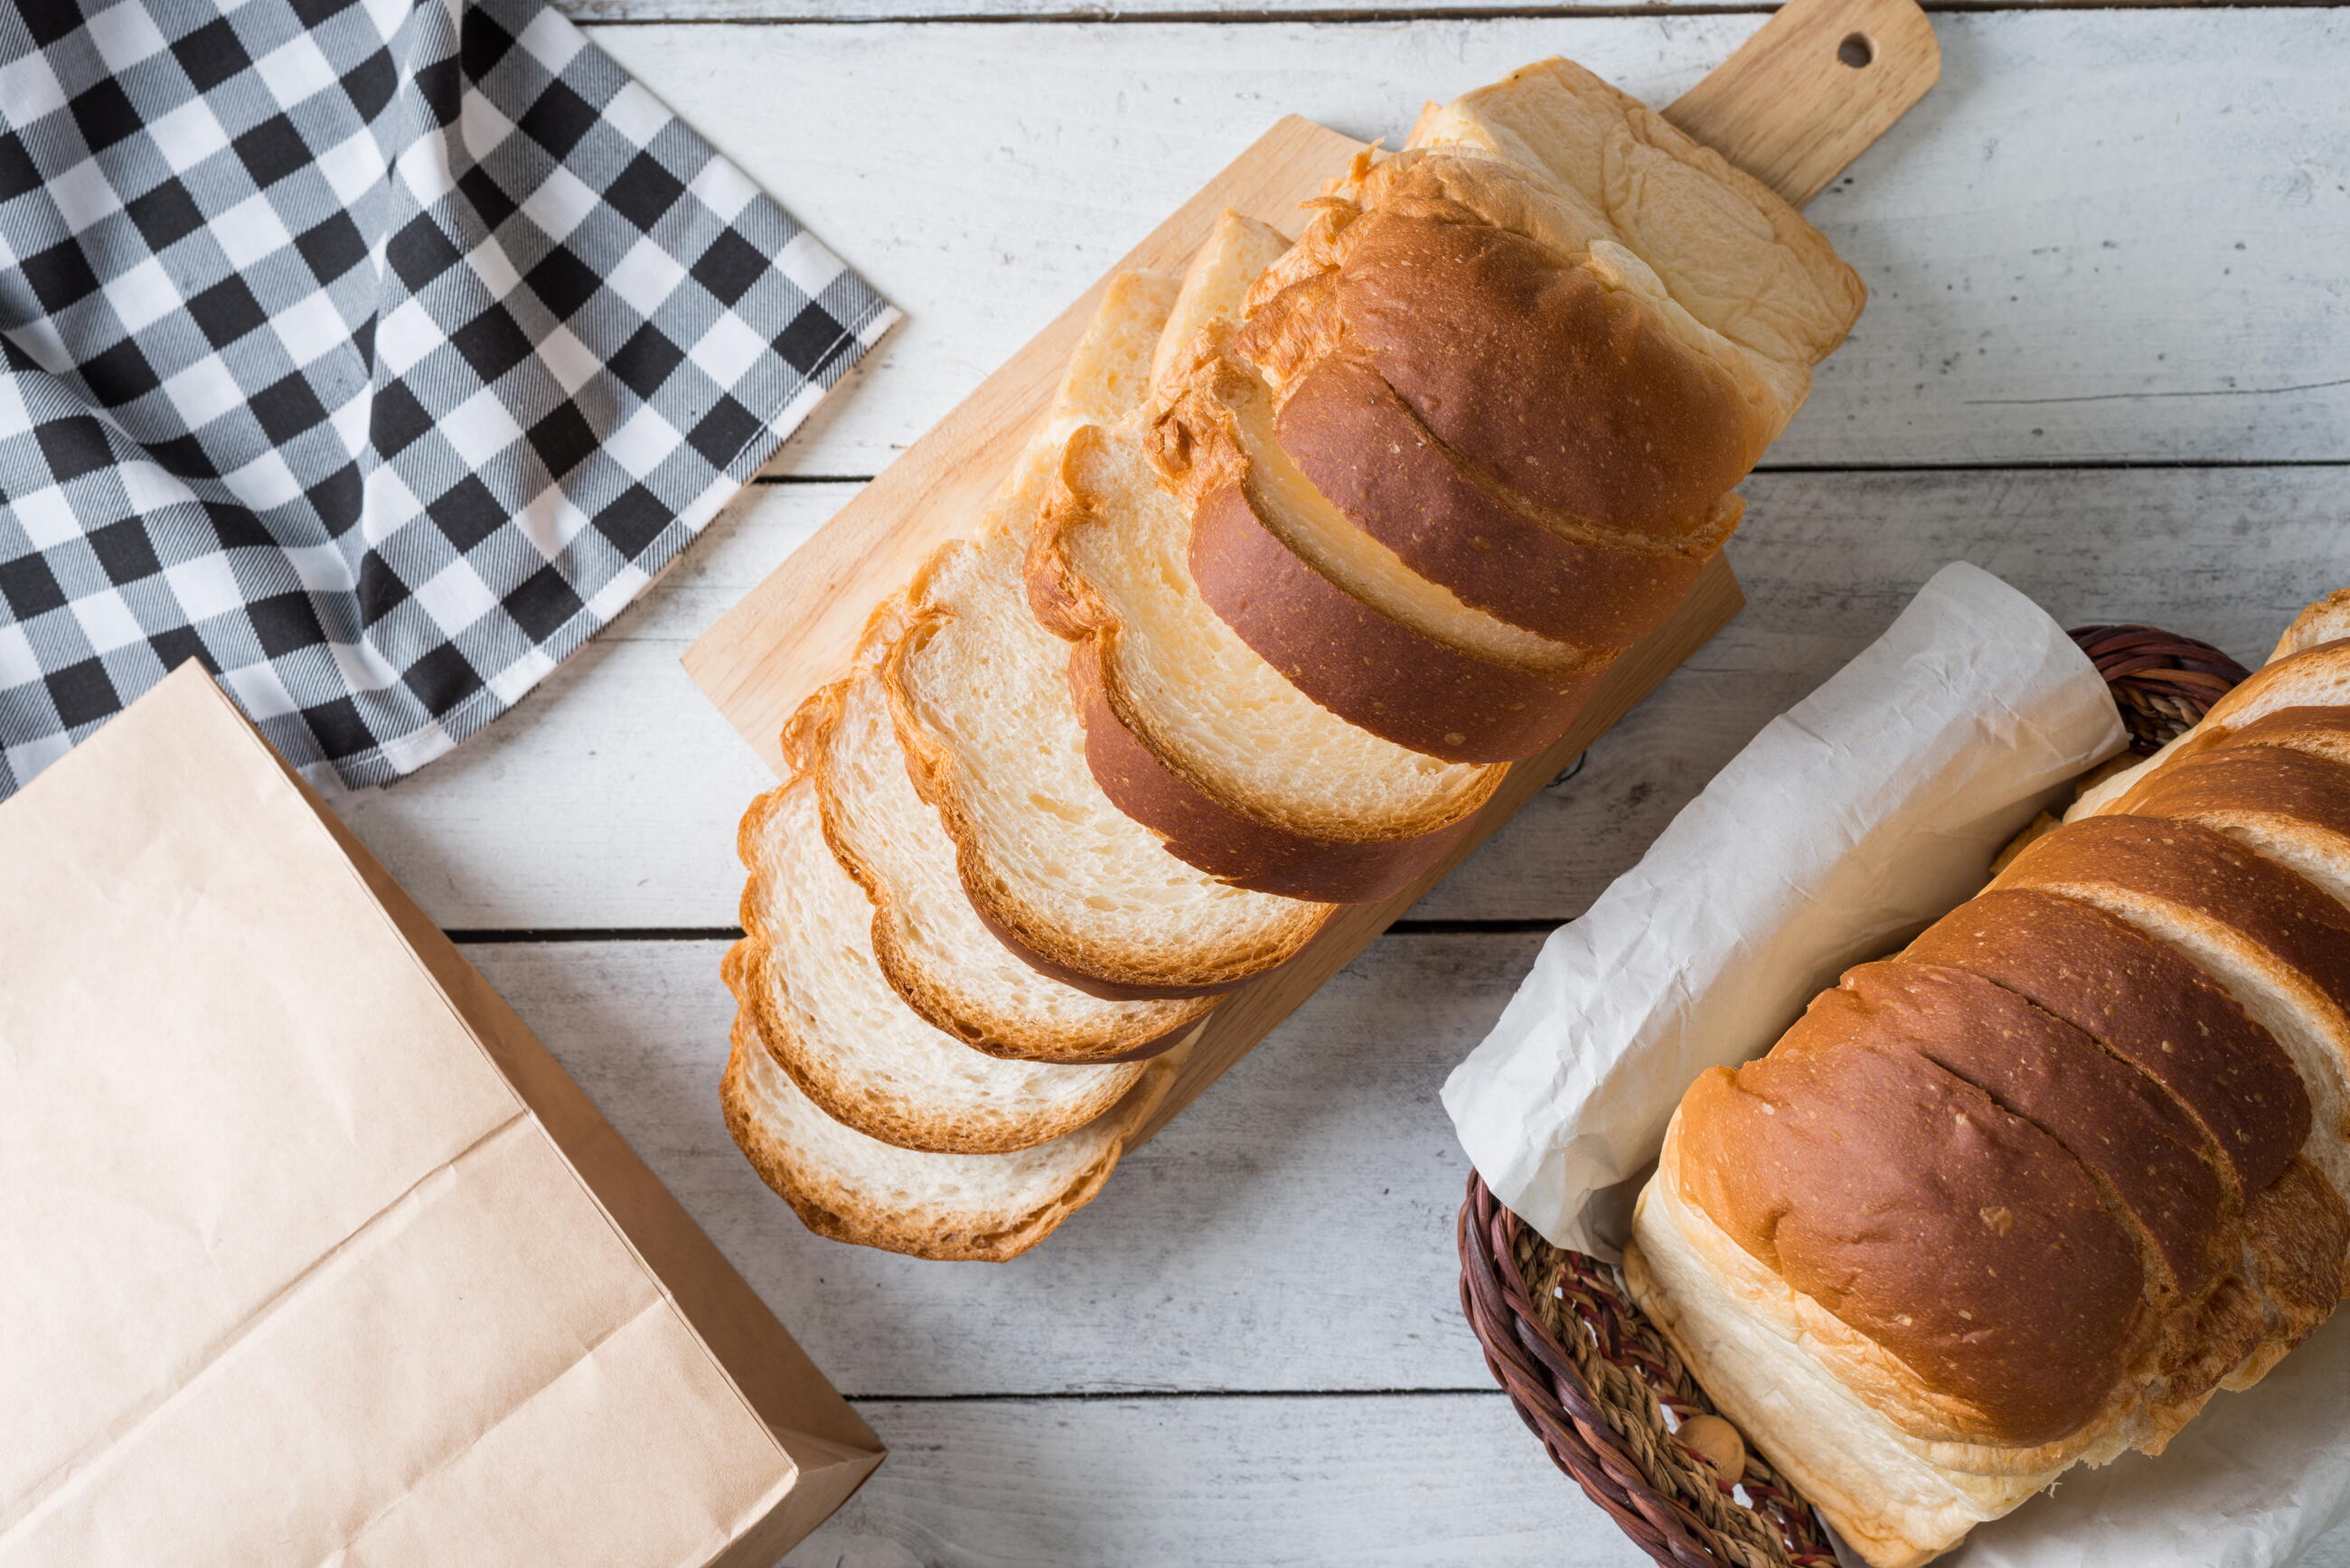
[1268,343,1745,648]
[789,629,1213,1062]
[1033,418,1499,898]
[2114,743,2350,908]
[887,277,1336,996]
[1412,56,1866,438]
[1025,211,1505,899]
[1992,815,2350,1203]
[730,779,1150,1153]
[1153,351,1608,762]
[719,1001,1183,1262]
[2274,591,2350,662]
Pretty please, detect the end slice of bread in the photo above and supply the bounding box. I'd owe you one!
[720,1002,1184,1262]
[732,780,1150,1153]
[1413,56,1866,434]
[791,628,1214,1062]
[2275,593,2350,663]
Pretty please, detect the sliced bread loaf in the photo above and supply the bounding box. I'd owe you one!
[720,1000,1183,1261]
[886,274,1336,996]
[1025,212,1505,899]
[731,780,1150,1152]
[1146,64,1864,762]
[788,621,1214,1061]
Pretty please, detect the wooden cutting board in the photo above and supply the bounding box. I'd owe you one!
[683,0,1940,1147]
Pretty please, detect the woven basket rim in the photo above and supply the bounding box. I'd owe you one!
[1453,619,2248,1568]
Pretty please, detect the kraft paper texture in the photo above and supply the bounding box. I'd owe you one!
[0,663,880,1567]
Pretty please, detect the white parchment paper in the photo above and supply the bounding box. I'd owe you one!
[1441,559,2350,1566]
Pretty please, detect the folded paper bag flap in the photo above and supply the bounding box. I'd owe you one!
[0,663,878,1568]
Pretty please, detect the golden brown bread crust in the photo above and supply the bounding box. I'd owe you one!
[1674,1039,2151,1447]
[1273,349,1741,647]
[2196,705,2350,770]
[1820,962,2231,1308]
[1903,888,2311,1197]
[1188,479,1604,762]
[2200,639,2350,734]
[1304,206,1762,533]
[2115,743,2350,850]
[1994,813,2350,1034]
[954,887,1265,1003]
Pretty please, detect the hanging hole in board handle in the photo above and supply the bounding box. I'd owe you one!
[1838,32,1877,69]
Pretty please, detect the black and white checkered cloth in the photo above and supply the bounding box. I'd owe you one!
[0,0,893,795]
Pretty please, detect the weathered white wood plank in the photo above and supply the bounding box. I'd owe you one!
[582,12,2350,472]
[472,934,2350,1567]
[773,1394,1652,1568]
[773,1395,2350,1568]
[343,465,2349,930]
[790,1394,2350,1568]
[469,930,1538,1395]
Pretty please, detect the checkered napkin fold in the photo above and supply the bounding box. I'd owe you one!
[0,0,894,795]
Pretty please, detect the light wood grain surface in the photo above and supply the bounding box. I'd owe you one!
[340,8,2350,1564]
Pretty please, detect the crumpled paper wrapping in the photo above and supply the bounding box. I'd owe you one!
[1441,559,2350,1566]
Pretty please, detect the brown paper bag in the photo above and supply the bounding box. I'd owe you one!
[0,663,881,1566]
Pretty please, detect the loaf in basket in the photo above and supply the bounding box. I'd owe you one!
[1626,599,2350,1565]
[723,58,1863,1259]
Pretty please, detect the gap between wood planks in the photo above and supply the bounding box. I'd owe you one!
[443,918,1569,943]
[569,0,2350,23]
[836,1385,1510,1401]
[751,458,2350,486]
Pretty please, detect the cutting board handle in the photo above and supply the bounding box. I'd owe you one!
[1665,0,1940,208]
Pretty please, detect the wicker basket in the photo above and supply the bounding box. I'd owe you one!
[1455,623,2251,1568]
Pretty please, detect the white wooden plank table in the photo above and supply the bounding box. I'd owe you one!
[340,6,2350,1563]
